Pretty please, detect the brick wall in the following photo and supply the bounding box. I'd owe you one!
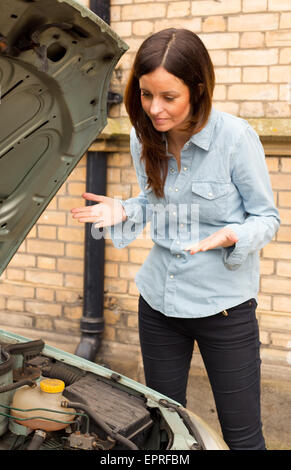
[0,0,290,379]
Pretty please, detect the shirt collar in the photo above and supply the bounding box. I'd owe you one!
[162,107,218,153]
[189,107,218,151]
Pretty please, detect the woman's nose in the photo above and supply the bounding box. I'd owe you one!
[150,98,163,115]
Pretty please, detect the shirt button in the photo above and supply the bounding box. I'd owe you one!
[183,167,188,171]
[170,168,175,173]
[180,223,184,228]
[208,192,213,197]
[175,188,179,192]
[170,274,174,279]
[176,241,180,245]
[172,211,176,216]
[176,254,181,258]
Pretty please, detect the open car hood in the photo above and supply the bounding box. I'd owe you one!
[0,0,128,275]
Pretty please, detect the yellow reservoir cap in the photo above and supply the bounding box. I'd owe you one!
[40,379,65,393]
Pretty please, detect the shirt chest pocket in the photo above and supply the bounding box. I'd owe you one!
[191,181,231,222]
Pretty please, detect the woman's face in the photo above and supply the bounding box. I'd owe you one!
[139,66,192,134]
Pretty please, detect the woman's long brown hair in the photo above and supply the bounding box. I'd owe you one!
[124,28,215,198]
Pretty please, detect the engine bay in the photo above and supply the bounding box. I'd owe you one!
[0,337,199,451]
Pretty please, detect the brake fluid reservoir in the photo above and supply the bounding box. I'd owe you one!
[11,378,75,431]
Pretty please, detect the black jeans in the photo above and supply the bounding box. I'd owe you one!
[138,295,266,450]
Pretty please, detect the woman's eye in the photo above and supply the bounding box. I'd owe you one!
[165,96,175,101]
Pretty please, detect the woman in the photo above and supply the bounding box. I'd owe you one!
[71,29,280,450]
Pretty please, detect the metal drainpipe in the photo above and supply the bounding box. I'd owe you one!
[75,0,112,362]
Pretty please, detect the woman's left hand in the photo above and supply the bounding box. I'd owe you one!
[184,227,239,255]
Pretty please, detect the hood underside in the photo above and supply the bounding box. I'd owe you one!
[0,0,128,275]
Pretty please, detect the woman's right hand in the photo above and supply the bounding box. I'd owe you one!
[71,192,127,228]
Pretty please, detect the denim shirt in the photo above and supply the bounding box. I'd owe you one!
[105,107,280,318]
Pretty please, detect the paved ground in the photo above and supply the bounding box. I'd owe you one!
[186,369,291,450]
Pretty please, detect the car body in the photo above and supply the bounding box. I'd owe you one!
[0,0,228,451]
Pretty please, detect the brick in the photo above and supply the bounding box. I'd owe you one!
[167,1,191,18]
[35,317,53,330]
[260,259,275,275]
[277,261,291,277]
[38,210,66,225]
[268,0,291,11]
[209,50,227,66]
[266,102,291,117]
[229,13,279,31]
[6,298,24,311]
[104,277,128,294]
[229,48,278,66]
[8,253,36,268]
[63,305,82,319]
[37,225,57,240]
[129,281,140,296]
[266,31,291,47]
[270,173,291,189]
[154,17,201,33]
[57,258,83,274]
[110,6,121,22]
[280,12,291,29]
[119,263,141,279]
[53,319,80,334]
[69,166,86,182]
[58,196,84,211]
[105,245,128,261]
[199,33,239,50]
[132,20,154,37]
[121,168,138,184]
[242,67,268,83]
[228,84,277,101]
[121,3,166,20]
[25,301,62,316]
[127,314,138,329]
[215,102,239,115]
[104,308,122,325]
[6,269,24,281]
[240,32,264,48]
[57,227,84,243]
[67,182,86,196]
[202,16,226,32]
[107,153,132,167]
[191,0,241,16]
[0,311,33,328]
[240,102,264,117]
[257,293,272,310]
[279,192,291,207]
[281,159,291,172]
[260,348,290,365]
[280,48,291,64]
[273,297,291,313]
[56,290,81,303]
[105,263,119,277]
[0,282,34,298]
[25,269,63,287]
[269,66,291,82]
[263,242,291,259]
[106,183,131,199]
[277,226,291,242]
[271,332,291,349]
[265,157,279,172]
[261,277,291,294]
[36,287,55,302]
[260,330,271,345]
[37,256,56,270]
[65,243,84,259]
[64,274,83,289]
[103,325,116,341]
[215,67,241,83]
[213,84,226,100]
[27,239,64,256]
[116,327,139,345]
[129,248,150,264]
[260,312,291,330]
[112,21,132,38]
[243,0,267,12]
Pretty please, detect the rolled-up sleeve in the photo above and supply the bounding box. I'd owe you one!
[222,124,280,270]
